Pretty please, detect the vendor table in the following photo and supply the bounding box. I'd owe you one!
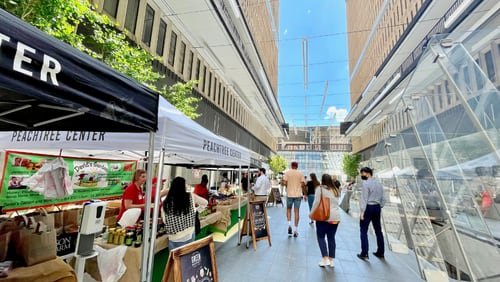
[0,257,76,282]
[84,236,169,282]
[209,197,247,235]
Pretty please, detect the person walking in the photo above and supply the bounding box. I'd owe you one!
[282,161,306,237]
[252,168,271,202]
[357,167,386,260]
[310,174,341,267]
[306,173,320,224]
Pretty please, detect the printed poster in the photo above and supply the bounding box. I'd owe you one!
[180,244,214,282]
[0,151,137,211]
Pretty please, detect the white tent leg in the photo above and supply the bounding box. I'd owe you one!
[140,132,155,282]
[147,149,165,281]
[237,165,241,246]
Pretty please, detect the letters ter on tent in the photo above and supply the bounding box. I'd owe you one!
[0,8,159,132]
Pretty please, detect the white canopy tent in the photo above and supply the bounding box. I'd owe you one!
[0,96,252,281]
[0,97,251,166]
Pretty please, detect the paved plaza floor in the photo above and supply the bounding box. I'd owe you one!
[215,201,424,282]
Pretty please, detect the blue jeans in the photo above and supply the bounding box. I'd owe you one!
[360,204,384,256]
[168,232,195,251]
[307,194,315,211]
[316,221,339,258]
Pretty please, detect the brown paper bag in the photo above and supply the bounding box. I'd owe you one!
[52,211,64,228]
[62,209,81,226]
[0,231,11,261]
[35,209,55,230]
[22,228,57,266]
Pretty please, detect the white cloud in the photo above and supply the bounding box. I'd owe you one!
[324,106,348,122]
[307,9,311,14]
[283,29,288,36]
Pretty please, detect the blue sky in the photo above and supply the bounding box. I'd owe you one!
[278,1,350,127]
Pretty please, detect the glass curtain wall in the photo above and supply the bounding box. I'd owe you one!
[361,30,500,281]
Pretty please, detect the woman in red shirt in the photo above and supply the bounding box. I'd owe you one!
[117,169,147,221]
[193,174,209,200]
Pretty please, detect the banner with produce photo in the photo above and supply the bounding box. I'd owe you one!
[0,151,137,211]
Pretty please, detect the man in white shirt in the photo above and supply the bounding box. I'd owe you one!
[252,168,271,202]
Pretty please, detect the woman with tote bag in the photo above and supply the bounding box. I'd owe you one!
[309,174,341,268]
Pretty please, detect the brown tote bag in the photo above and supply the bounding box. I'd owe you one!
[310,186,330,221]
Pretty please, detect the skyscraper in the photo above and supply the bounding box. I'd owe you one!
[344,1,500,280]
[344,0,499,155]
[92,0,285,159]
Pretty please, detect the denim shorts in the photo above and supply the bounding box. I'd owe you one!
[287,197,302,209]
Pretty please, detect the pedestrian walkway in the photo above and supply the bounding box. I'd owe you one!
[215,202,424,282]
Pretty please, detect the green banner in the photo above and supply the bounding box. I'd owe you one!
[1,151,137,211]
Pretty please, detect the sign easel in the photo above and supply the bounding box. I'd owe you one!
[162,235,218,282]
[239,200,271,250]
[271,188,283,207]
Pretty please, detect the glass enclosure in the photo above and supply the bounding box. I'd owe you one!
[353,29,500,281]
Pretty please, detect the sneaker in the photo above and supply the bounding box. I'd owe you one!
[288,226,292,236]
[372,252,384,258]
[318,258,330,267]
[357,253,369,260]
[293,231,298,237]
[329,260,334,267]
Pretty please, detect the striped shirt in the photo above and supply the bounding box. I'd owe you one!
[360,178,385,215]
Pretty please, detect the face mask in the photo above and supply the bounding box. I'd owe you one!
[361,176,368,180]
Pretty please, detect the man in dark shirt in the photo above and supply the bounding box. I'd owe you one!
[241,172,249,192]
[357,167,386,260]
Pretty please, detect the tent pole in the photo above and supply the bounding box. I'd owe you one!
[245,167,251,249]
[141,132,155,282]
[237,165,241,245]
[147,149,165,281]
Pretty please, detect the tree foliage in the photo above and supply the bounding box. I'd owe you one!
[342,153,361,180]
[269,155,287,177]
[0,0,200,118]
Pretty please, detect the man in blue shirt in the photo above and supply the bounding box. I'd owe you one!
[357,167,386,260]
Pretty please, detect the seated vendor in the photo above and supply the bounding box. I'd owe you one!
[117,169,147,221]
[193,174,209,200]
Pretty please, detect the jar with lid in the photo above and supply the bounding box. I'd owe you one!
[107,228,115,244]
[135,226,143,247]
[125,231,134,246]
[119,230,126,245]
[113,228,121,245]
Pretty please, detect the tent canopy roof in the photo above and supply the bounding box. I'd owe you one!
[0,8,158,132]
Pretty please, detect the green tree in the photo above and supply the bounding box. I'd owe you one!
[0,0,200,118]
[162,80,200,119]
[269,155,287,178]
[342,153,361,180]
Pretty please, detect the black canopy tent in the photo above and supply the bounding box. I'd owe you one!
[0,9,158,131]
[0,8,159,281]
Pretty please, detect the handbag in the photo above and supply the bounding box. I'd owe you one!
[310,186,330,221]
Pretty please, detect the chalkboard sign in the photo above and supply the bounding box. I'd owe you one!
[272,188,283,206]
[163,235,218,282]
[239,200,271,250]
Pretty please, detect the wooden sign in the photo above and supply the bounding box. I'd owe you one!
[162,235,218,282]
[239,200,271,250]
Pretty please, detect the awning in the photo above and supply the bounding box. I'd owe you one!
[0,8,159,132]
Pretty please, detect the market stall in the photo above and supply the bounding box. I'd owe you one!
[0,7,159,282]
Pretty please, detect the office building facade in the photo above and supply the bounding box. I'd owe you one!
[277,126,351,180]
[92,0,285,159]
[344,0,500,280]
